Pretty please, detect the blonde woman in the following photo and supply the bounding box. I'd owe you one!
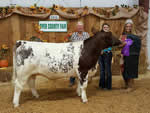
[120,19,141,92]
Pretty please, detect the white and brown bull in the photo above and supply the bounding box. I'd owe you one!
[12,31,121,107]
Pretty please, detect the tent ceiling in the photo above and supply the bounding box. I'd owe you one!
[0,0,139,7]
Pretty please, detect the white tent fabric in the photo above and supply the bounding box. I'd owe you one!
[81,0,139,7]
[0,0,11,7]
[11,0,81,7]
[0,0,139,7]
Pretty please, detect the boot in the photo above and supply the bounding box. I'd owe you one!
[123,79,128,89]
[126,79,134,92]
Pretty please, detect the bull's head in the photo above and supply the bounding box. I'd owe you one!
[103,32,121,47]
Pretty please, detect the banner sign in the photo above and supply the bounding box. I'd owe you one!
[49,15,60,20]
[39,21,67,32]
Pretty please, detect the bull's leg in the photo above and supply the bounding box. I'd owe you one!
[27,76,39,98]
[13,80,22,107]
[76,80,81,96]
[79,73,88,103]
[80,79,88,103]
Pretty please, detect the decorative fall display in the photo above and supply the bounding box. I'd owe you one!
[0,44,9,68]
[38,6,45,12]
[64,31,73,42]
[53,4,59,10]
[81,6,89,16]
[0,4,139,19]
[16,5,21,10]
[0,44,9,60]
[29,36,43,42]
[34,23,43,34]
[0,6,13,17]
[59,6,67,12]
[30,5,36,10]
[66,8,75,14]
[29,36,47,42]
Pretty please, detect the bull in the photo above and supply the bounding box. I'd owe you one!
[12,31,121,107]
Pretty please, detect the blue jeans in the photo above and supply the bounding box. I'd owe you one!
[70,77,75,84]
[98,52,112,89]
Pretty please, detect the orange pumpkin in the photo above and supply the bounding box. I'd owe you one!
[0,59,8,68]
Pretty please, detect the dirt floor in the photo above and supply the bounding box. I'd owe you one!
[0,71,150,113]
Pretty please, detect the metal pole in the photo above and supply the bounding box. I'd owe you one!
[147,0,150,69]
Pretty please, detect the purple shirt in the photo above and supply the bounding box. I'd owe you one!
[121,39,133,56]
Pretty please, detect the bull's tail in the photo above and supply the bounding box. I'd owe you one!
[12,45,17,84]
[12,43,24,90]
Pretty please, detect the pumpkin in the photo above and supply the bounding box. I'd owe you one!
[0,59,8,68]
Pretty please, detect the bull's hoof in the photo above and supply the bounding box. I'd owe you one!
[82,99,88,103]
[14,103,19,108]
[34,94,39,98]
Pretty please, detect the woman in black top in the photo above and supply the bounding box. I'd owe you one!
[120,19,141,92]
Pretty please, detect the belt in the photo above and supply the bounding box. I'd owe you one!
[104,51,111,53]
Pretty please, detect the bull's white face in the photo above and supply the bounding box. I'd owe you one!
[16,41,84,79]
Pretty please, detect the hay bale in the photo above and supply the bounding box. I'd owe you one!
[139,50,148,74]
[0,67,12,82]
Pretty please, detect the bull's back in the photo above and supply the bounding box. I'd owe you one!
[15,40,84,78]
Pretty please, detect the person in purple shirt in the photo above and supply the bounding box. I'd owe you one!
[120,19,141,92]
[121,38,133,56]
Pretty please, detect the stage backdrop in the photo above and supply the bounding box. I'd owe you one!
[0,6,147,75]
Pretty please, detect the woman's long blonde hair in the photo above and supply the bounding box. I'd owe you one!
[122,19,137,35]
